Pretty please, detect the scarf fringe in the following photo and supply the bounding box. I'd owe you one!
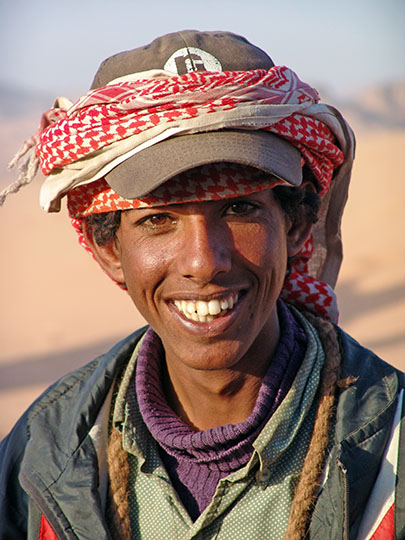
[1,147,39,207]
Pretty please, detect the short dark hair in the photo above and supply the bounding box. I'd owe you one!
[83,165,320,247]
[84,210,122,246]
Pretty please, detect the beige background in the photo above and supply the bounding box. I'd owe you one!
[0,114,404,438]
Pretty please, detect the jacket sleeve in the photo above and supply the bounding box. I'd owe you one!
[0,412,30,539]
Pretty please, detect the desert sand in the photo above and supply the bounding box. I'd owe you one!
[0,121,404,437]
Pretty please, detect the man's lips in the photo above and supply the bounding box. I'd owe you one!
[172,292,239,323]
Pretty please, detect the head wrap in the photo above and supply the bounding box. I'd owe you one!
[35,66,343,210]
[5,65,355,322]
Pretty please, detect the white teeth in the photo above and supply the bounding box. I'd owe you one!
[174,293,239,322]
[208,299,221,315]
[196,301,209,316]
[186,301,196,314]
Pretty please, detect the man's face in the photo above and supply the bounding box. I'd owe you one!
[114,188,295,374]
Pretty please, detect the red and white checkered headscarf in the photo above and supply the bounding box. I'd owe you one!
[8,66,355,321]
[36,66,344,211]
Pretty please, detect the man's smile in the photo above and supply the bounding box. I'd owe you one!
[173,292,240,323]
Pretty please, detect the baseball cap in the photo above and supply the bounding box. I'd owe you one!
[91,30,303,198]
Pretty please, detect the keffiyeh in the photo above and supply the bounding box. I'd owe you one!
[36,66,343,211]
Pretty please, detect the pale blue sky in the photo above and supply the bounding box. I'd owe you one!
[1,0,404,100]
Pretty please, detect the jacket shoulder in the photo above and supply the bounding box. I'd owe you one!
[310,328,404,539]
[333,326,403,451]
[26,327,147,425]
[0,327,147,538]
[337,327,404,390]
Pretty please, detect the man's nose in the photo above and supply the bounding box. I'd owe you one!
[176,216,232,283]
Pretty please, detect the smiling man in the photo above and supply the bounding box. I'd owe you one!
[0,30,404,540]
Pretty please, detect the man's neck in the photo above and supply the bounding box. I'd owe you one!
[162,323,279,431]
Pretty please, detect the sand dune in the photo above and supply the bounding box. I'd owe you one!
[0,119,404,437]
[336,130,405,364]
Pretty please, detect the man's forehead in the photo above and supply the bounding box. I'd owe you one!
[128,184,275,213]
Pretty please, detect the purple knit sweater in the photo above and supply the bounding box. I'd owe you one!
[135,301,307,520]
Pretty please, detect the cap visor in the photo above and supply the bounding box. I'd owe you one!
[105,130,302,199]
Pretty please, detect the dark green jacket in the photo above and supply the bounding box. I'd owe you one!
[0,327,404,540]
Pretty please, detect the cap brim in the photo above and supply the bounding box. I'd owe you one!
[104,130,302,199]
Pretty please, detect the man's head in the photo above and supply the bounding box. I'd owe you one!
[6,29,354,323]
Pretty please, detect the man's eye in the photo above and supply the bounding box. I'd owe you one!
[139,213,174,229]
[225,201,257,216]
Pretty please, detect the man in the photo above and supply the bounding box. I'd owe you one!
[0,30,403,540]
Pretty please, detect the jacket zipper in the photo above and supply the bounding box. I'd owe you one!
[337,459,349,540]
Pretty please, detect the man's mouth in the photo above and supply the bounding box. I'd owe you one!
[173,293,239,323]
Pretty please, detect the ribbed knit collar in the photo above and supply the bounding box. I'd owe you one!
[136,301,307,472]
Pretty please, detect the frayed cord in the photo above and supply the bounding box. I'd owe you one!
[1,98,72,208]
[1,148,40,207]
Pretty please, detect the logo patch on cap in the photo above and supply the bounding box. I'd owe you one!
[164,47,222,74]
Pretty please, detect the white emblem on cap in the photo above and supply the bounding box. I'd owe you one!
[164,47,222,74]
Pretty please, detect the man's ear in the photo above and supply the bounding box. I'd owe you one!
[286,181,317,258]
[286,214,313,258]
[82,222,126,285]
